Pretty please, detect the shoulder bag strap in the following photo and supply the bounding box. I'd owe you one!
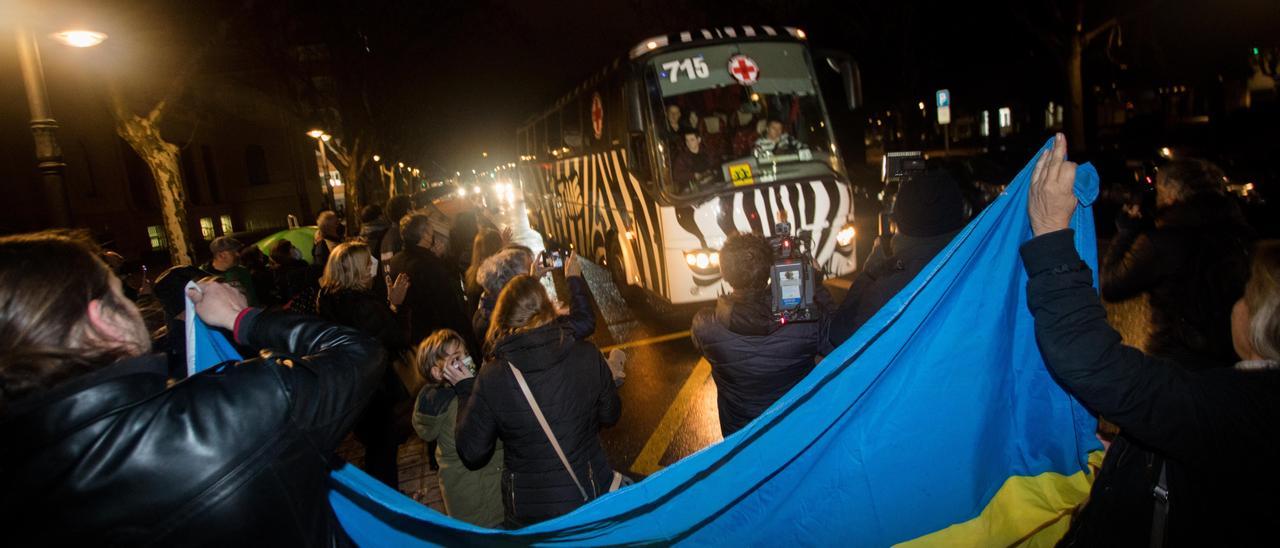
[508,362,589,502]
[1149,460,1169,548]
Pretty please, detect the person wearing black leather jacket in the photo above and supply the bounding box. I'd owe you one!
[0,231,383,545]
[1100,159,1255,370]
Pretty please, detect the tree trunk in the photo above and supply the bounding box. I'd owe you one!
[1066,34,1087,152]
[117,113,193,266]
[343,164,362,229]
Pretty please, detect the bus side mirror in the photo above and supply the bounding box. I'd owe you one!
[821,51,863,111]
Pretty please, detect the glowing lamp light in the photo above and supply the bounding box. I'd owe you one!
[836,224,856,247]
[695,253,710,269]
[51,30,107,48]
[646,41,659,50]
[795,29,807,39]
[306,129,325,139]
[372,154,381,162]
[1159,147,1172,159]
[320,134,331,142]
[686,254,697,266]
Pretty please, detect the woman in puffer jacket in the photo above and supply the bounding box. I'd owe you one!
[450,253,622,528]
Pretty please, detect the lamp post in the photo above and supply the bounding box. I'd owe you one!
[16,28,104,227]
[307,129,336,211]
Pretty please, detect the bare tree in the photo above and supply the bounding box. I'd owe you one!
[1014,0,1158,152]
[107,2,252,265]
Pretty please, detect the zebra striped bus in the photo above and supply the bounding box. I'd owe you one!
[517,25,862,305]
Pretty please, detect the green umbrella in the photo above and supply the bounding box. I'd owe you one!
[255,226,318,264]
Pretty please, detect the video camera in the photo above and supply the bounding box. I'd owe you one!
[879,151,927,243]
[767,221,818,324]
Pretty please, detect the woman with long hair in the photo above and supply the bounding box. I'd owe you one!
[464,228,505,314]
[316,241,411,489]
[451,255,623,528]
[410,329,504,528]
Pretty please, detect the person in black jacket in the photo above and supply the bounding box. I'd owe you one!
[1101,158,1255,370]
[452,265,622,529]
[829,169,967,347]
[317,241,412,488]
[0,230,383,545]
[390,211,480,356]
[1025,134,1280,546]
[692,232,835,437]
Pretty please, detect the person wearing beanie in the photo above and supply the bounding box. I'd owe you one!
[828,169,968,347]
[200,236,259,306]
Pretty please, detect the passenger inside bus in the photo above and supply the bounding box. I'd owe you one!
[753,119,804,156]
[672,129,720,191]
[663,104,692,143]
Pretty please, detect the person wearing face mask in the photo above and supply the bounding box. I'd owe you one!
[410,329,504,527]
[316,241,411,488]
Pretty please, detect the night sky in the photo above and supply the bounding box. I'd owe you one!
[10,0,1279,177]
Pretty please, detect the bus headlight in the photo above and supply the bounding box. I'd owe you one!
[835,224,856,248]
[684,249,720,272]
[684,249,723,286]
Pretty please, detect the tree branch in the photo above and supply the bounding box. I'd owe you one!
[1084,17,1119,45]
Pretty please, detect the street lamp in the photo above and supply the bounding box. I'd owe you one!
[15,26,107,226]
[306,129,336,210]
[372,154,380,162]
[50,30,108,48]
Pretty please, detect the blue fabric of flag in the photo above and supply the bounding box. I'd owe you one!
[188,139,1102,546]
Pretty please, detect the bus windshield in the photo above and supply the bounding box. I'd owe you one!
[648,42,838,198]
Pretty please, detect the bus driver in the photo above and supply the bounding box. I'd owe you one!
[754,118,803,156]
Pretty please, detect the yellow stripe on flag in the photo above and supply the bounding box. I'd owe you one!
[896,451,1104,547]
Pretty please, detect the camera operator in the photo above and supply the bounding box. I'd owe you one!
[828,169,968,347]
[691,232,836,438]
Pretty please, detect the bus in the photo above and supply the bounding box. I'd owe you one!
[516,25,862,305]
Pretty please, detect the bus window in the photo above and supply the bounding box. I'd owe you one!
[647,42,839,198]
[534,118,547,161]
[563,98,583,152]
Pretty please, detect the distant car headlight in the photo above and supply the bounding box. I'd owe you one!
[836,224,856,248]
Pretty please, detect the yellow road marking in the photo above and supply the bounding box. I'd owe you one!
[599,330,690,353]
[631,358,712,475]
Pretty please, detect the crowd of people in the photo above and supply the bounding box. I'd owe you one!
[0,134,1278,544]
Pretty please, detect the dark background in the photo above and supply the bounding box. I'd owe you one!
[7,0,1276,176]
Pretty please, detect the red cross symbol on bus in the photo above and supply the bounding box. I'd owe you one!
[591,92,604,139]
[727,55,759,85]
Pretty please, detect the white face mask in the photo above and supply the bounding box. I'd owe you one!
[368,256,379,279]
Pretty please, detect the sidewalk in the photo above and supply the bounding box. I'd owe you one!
[337,436,447,512]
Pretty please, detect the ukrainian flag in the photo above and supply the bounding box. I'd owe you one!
[192,139,1103,545]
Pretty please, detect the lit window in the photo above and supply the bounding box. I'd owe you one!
[980,111,990,137]
[220,214,233,234]
[147,225,168,250]
[200,217,215,240]
[998,107,1012,129]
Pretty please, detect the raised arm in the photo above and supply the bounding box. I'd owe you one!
[191,280,384,450]
[1099,224,1163,302]
[561,252,597,339]
[1022,230,1214,462]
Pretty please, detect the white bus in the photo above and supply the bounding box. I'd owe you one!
[517,25,862,305]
